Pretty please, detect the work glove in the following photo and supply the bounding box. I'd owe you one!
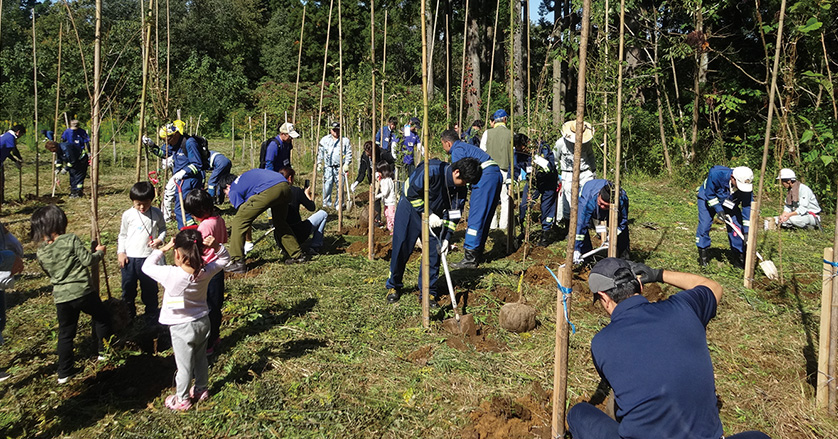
[60,167,67,175]
[440,239,450,256]
[627,261,664,284]
[350,181,359,192]
[573,250,583,264]
[173,169,187,182]
[429,213,443,229]
[715,211,726,223]
[519,169,527,181]
[533,155,550,171]
[142,135,152,146]
[343,163,350,173]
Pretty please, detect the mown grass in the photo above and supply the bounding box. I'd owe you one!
[0,141,835,438]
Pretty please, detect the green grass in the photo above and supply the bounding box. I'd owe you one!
[0,146,835,438]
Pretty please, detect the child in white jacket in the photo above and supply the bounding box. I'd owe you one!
[142,229,229,411]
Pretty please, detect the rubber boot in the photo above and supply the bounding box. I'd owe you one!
[386,288,402,304]
[731,250,745,269]
[698,248,709,267]
[538,230,551,247]
[452,248,479,269]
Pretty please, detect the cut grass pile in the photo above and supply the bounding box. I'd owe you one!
[0,152,835,438]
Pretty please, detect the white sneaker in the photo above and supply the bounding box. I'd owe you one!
[243,241,254,255]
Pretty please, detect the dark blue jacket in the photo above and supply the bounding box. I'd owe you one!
[375,125,399,151]
[575,179,629,252]
[697,165,752,234]
[265,135,293,171]
[206,151,232,193]
[61,128,90,153]
[0,131,22,165]
[403,159,467,241]
[401,131,421,165]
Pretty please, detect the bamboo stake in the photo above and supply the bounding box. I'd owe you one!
[608,0,626,258]
[0,0,3,49]
[368,0,376,261]
[822,33,838,120]
[818,247,834,408]
[484,0,501,123]
[52,20,63,197]
[135,0,153,182]
[420,0,431,328]
[457,0,469,131]
[745,0,786,290]
[293,4,307,123]
[165,0,170,116]
[379,12,388,139]
[553,0,592,434]
[337,0,345,231]
[314,0,336,207]
[506,0,515,253]
[445,12,450,126]
[231,116,235,159]
[602,0,609,178]
[249,116,254,169]
[526,0,531,130]
[90,0,103,291]
[652,7,672,175]
[32,9,39,198]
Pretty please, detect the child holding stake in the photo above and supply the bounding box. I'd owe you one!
[142,229,229,411]
[31,205,112,384]
[183,189,228,355]
[375,161,396,233]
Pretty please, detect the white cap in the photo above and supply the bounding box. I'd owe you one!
[732,166,754,192]
[279,122,300,138]
[776,168,796,180]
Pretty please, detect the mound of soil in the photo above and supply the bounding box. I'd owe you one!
[444,325,504,353]
[346,239,393,259]
[506,244,555,262]
[406,345,434,366]
[523,265,556,287]
[491,286,519,303]
[462,386,552,439]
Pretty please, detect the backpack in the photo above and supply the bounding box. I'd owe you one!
[188,135,211,170]
[258,137,279,169]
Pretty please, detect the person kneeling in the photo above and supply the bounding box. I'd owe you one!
[278,167,327,256]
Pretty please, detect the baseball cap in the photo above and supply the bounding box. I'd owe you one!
[409,117,421,128]
[330,122,341,130]
[588,258,635,293]
[776,168,796,180]
[279,122,300,138]
[492,109,508,121]
[732,166,754,192]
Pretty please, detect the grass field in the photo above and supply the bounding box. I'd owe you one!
[0,143,836,438]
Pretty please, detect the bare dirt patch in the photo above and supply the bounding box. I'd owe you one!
[444,325,505,353]
[506,244,556,263]
[462,384,552,439]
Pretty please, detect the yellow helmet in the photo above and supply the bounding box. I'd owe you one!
[158,119,186,139]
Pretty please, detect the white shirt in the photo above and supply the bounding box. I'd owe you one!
[376,177,396,206]
[784,182,821,216]
[117,207,166,258]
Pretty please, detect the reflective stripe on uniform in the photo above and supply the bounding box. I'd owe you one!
[742,220,750,227]
[410,198,423,208]
[467,228,478,236]
[443,220,456,231]
[707,197,720,207]
[722,199,735,209]
[481,160,499,169]
[576,234,585,241]
[188,164,200,174]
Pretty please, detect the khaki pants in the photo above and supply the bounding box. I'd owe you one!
[228,181,301,261]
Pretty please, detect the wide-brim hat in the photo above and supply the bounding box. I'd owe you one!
[561,120,594,144]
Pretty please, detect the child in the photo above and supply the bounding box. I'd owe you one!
[184,189,228,354]
[0,222,23,381]
[118,181,166,321]
[142,229,229,411]
[375,161,396,233]
[31,205,112,384]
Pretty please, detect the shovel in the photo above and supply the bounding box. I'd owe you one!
[724,215,779,280]
[559,243,610,268]
[430,228,476,335]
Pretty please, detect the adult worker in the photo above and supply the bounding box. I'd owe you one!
[350,141,396,227]
[696,165,753,268]
[60,120,90,156]
[144,120,204,229]
[400,117,423,177]
[439,129,502,269]
[205,150,233,204]
[44,139,88,198]
[776,168,821,230]
[0,125,25,169]
[261,122,300,171]
[573,179,629,264]
[317,122,352,208]
[385,158,482,307]
[480,110,513,230]
[218,169,305,274]
[567,257,771,439]
[514,132,559,247]
[278,167,328,256]
[461,119,484,147]
[555,120,596,222]
[375,116,400,152]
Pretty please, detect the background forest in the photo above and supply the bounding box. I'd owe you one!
[0,0,837,205]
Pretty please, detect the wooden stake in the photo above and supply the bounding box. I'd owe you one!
[506,0,515,254]
[135,0,153,182]
[249,116,254,169]
[90,0,103,292]
[314,0,336,207]
[484,0,501,123]
[830,168,838,413]
[445,12,450,126]
[293,4,306,123]
[526,0,531,130]
[745,0,786,290]
[608,0,626,258]
[231,116,235,159]
[420,0,431,329]
[553,0,592,434]
[32,9,39,198]
[337,0,345,231]
[368,0,376,261]
[457,0,469,131]
[165,0,170,116]
[52,20,63,197]
[818,247,834,409]
[602,0,609,178]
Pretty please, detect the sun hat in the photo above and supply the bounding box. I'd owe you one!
[561,120,594,144]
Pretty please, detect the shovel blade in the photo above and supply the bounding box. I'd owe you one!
[442,313,477,336]
[760,260,779,280]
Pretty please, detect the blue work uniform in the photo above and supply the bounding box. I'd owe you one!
[401,130,421,176]
[517,143,559,232]
[206,151,232,199]
[264,135,293,171]
[575,179,630,256]
[59,128,90,195]
[386,159,466,297]
[696,165,751,252]
[156,136,204,228]
[461,127,481,147]
[375,125,399,151]
[0,131,23,166]
[449,141,502,252]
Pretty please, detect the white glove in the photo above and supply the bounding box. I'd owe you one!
[350,181,359,192]
[142,135,152,146]
[173,169,187,181]
[573,250,583,265]
[429,213,443,229]
[343,163,350,173]
[533,155,550,170]
[440,239,450,256]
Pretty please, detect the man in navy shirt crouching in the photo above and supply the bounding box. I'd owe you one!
[567,257,770,439]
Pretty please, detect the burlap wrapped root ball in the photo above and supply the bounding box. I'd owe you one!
[499,302,537,333]
[359,204,370,230]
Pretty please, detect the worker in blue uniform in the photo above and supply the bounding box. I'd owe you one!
[206,151,232,203]
[400,117,423,177]
[385,157,482,307]
[59,120,90,189]
[439,130,502,269]
[461,120,484,147]
[574,179,630,264]
[375,117,400,152]
[696,165,753,268]
[144,120,204,229]
[0,125,24,169]
[261,122,299,171]
[514,133,559,247]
